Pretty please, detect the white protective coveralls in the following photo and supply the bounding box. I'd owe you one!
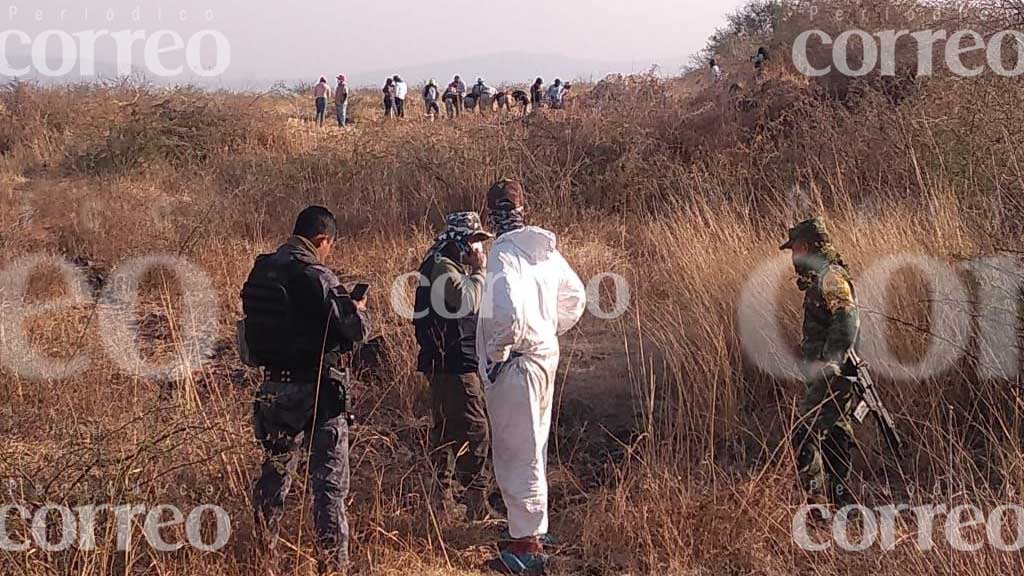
[477,226,586,539]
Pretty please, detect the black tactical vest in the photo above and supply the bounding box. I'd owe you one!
[412,256,479,375]
[241,245,346,370]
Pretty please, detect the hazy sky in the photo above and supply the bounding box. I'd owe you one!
[8,0,749,84]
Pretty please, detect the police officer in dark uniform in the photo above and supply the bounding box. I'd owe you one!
[241,206,369,575]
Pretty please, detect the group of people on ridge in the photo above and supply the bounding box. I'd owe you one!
[312,74,573,127]
[706,46,770,84]
[382,75,409,119]
[313,48,773,128]
[410,75,573,121]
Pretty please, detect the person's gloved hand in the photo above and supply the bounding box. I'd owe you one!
[487,361,507,383]
[820,362,842,379]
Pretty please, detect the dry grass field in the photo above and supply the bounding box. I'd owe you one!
[2,1,1024,574]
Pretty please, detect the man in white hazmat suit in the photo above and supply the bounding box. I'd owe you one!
[477,179,586,574]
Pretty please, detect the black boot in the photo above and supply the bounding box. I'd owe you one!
[465,487,502,522]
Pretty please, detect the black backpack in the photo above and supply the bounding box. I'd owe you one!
[240,254,305,368]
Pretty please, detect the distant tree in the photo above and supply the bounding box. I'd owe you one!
[688,0,788,69]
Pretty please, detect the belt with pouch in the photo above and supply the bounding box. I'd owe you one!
[265,366,353,424]
[265,367,347,384]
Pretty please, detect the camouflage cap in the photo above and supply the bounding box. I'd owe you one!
[487,179,526,211]
[780,217,831,250]
[437,211,493,244]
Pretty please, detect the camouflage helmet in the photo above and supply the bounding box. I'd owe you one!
[780,217,831,250]
[436,211,493,244]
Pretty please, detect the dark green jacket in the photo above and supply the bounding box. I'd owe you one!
[800,262,860,378]
[413,252,484,374]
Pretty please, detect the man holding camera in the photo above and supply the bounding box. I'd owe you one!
[413,212,496,521]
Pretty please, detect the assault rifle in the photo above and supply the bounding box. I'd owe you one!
[843,350,903,458]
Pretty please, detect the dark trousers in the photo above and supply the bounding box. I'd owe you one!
[314,97,327,126]
[449,95,463,117]
[395,97,405,118]
[429,371,490,494]
[253,379,350,570]
[384,97,394,118]
[444,96,458,118]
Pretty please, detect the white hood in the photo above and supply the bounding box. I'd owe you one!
[496,227,557,265]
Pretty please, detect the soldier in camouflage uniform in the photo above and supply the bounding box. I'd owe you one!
[780,217,860,508]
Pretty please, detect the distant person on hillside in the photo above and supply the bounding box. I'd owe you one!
[472,78,497,98]
[561,83,573,108]
[495,91,510,112]
[423,79,441,121]
[394,75,409,119]
[547,79,565,109]
[335,75,349,127]
[383,78,396,119]
[496,89,522,113]
[313,76,331,127]
[710,58,723,82]
[511,90,530,114]
[752,47,769,73]
[472,78,497,112]
[443,82,461,119]
[530,78,544,110]
[451,75,467,113]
